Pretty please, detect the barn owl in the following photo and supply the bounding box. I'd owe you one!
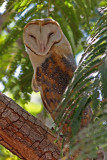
[23,18,92,133]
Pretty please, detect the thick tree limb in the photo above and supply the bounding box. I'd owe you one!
[0,92,62,160]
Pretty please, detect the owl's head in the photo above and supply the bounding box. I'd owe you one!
[23,18,62,56]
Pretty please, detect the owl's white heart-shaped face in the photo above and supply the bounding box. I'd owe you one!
[23,18,62,56]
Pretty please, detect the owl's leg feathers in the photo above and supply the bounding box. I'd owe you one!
[32,75,39,92]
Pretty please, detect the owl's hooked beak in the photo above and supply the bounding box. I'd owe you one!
[40,43,46,53]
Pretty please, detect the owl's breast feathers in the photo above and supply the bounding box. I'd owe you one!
[35,52,76,118]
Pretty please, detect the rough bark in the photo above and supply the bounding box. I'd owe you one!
[0,92,62,160]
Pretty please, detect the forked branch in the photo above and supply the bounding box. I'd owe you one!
[0,92,61,160]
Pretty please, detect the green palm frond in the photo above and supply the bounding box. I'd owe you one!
[55,10,107,159]
[67,113,107,160]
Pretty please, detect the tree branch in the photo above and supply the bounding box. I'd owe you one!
[0,92,61,160]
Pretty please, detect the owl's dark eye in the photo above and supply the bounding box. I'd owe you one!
[29,34,36,39]
[48,32,54,38]
[29,34,37,43]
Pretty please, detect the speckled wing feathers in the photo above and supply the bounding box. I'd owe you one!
[35,52,76,120]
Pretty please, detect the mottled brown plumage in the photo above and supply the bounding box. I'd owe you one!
[36,52,75,120]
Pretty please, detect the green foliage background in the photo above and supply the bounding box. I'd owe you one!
[0,0,107,159]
